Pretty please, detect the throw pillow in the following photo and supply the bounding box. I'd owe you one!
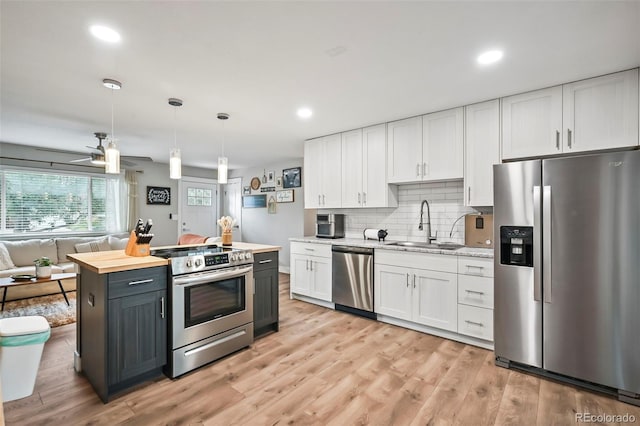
[75,238,111,253]
[2,238,58,266]
[0,243,16,270]
[108,235,129,250]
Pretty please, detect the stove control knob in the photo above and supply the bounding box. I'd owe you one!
[195,258,203,267]
[186,259,193,268]
[230,254,237,262]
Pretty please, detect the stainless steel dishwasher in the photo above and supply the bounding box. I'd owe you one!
[331,245,376,319]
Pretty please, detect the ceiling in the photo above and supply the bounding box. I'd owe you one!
[1,1,639,171]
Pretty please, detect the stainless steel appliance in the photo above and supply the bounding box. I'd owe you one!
[316,213,345,238]
[331,245,375,319]
[151,245,254,378]
[493,150,640,406]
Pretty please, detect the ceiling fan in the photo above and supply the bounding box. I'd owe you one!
[34,132,153,167]
[35,132,153,167]
[68,132,139,166]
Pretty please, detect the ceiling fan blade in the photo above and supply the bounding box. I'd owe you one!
[69,157,92,163]
[122,155,153,162]
[36,147,84,155]
[121,159,137,167]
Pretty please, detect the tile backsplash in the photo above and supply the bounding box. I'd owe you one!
[320,180,491,244]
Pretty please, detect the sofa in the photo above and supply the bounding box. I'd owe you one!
[0,233,129,301]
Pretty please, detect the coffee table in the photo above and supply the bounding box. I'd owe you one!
[0,272,76,311]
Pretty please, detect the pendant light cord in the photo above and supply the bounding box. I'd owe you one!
[174,106,177,148]
[111,88,115,141]
[221,120,225,157]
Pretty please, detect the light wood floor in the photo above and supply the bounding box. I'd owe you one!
[4,274,639,425]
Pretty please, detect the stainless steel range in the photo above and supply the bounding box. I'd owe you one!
[151,245,254,378]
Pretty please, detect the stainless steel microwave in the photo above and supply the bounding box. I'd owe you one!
[316,214,345,238]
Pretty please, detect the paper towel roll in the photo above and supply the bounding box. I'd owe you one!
[364,228,384,240]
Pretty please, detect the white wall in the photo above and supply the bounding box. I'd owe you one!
[229,159,305,271]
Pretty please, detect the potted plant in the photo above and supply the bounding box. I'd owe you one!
[34,257,52,278]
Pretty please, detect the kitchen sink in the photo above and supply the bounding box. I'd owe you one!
[385,241,464,250]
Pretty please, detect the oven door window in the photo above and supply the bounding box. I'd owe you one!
[184,276,246,328]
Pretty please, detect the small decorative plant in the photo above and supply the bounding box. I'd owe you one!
[34,257,52,278]
[34,257,52,267]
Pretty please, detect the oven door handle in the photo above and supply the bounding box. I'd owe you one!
[173,265,253,287]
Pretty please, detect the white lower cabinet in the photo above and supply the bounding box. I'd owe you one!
[375,249,494,349]
[290,243,332,303]
[457,305,493,341]
[375,265,412,321]
[456,256,494,342]
[413,269,458,332]
[375,250,457,332]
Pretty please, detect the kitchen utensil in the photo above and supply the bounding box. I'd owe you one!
[363,228,388,241]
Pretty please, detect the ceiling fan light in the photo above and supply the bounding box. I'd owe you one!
[170,148,182,179]
[90,153,106,165]
[105,140,120,174]
[217,156,228,184]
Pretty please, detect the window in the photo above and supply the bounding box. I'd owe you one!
[0,168,126,235]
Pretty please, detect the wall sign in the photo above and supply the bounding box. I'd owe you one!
[283,167,301,188]
[276,189,294,203]
[146,186,171,205]
[242,194,267,208]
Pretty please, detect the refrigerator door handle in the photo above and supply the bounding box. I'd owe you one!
[543,185,552,303]
[533,186,542,302]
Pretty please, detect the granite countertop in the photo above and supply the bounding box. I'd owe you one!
[289,236,493,259]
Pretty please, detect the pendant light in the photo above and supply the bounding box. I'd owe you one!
[217,113,229,184]
[103,78,121,174]
[168,98,183,179]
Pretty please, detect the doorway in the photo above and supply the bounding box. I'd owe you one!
[221,177,242,242]
[178,177,219,238]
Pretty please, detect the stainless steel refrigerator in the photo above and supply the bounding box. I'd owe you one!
[493,150,640,405]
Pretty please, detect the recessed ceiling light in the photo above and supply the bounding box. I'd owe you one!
[477,50,503,65]
[90,25,121,43]
[102,78,122,90]
[297,107,313,119]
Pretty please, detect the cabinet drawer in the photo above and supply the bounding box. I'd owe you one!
[290,242,331,258]
[457,304,493,341]
[375,249,457,273]
[253,251,279,272]
[458,256,494,277]
[108,266,167,299]
[458,275,494,309]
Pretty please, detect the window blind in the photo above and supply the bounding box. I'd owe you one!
[0,168,125,235]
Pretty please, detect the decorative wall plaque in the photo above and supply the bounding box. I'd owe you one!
[146,186,171,205]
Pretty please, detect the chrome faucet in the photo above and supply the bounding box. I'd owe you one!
[418,199,437,243]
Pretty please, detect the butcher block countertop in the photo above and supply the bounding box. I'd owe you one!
[67,250,169,274]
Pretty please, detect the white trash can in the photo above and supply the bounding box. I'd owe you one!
[0,315,51,402]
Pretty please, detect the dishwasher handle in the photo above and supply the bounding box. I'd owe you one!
[331,245,374,256]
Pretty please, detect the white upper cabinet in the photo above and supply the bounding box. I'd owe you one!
[563,69,638,153]
[304,134,342,209]
[502,69,639,160]
[387,109,464,184]
[422,107,464,180]
[387,116,423,183]
[342,124,397,208]
[341,129,363,208]
[465,99,500,207]
[502,86,563,159]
